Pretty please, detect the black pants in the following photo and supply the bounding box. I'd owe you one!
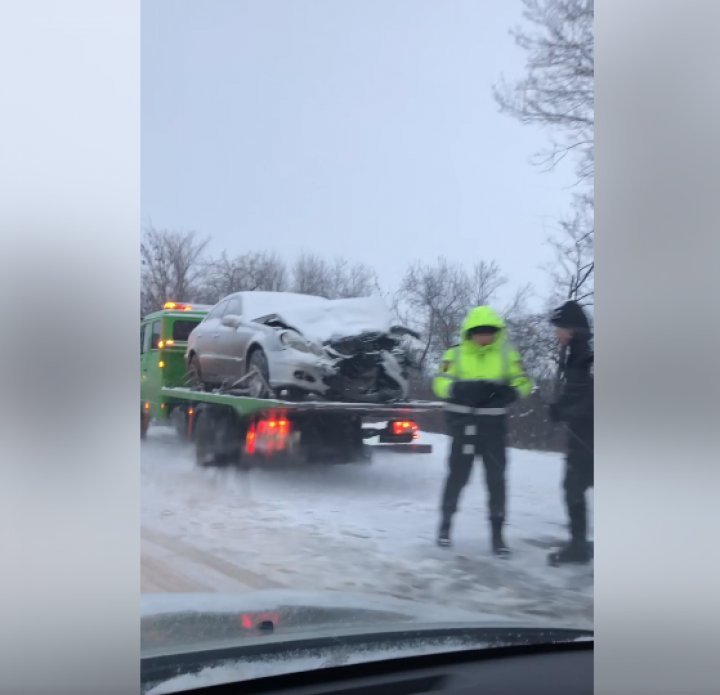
[441,415,508,521]
[564,426,594,542]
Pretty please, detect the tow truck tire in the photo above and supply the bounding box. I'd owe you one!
[196,449,222,468]
[170,407,190,440]
[194,405,241,468]
[194,409,221,467]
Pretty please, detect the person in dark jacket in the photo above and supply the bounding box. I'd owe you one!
[548,300,594,565]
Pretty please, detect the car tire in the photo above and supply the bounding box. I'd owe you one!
[246,348,271,398]
[187,354,205,391]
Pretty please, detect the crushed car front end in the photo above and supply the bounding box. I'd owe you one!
[262,328,338,397]
[322,331,411,402]
[258,320,422,403]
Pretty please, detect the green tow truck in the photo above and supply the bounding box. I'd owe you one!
[141,301,442,467]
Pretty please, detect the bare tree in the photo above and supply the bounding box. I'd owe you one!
[328,257,379,298]
[503,282,534,320]
[495,0,594,301]
[248,252,287,292]
[291,254,332,297]
[494,0,594,388]
[198,251,287,303]
[506,311,558,384]
[546,194,594,306]
[395,257,521,372]
[141,227,209,315]
[395,258,471,370]
[470,260,508,306]
[500,283,558,383]
[494,0,594,183]
[291,253,378,299]
[541,195,594,393]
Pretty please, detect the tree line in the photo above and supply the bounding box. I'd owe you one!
[141,226,573,451]
[141,227,558,379]
[140,227,379,315]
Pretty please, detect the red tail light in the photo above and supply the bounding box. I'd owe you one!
[245,423,257,455]
[245,415,291,455]
[391,420,418,438]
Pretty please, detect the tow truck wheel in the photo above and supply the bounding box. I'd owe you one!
[141,408,150,439]
[194,405,240,468]
[170,407,190,440]
[195,409,221,467]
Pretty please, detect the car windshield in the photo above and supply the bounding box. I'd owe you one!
[141,1,594,692]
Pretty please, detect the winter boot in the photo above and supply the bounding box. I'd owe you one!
[548,542,592,566]
[490,516,511,558]
[437,516,452,547]
[548,502,591,566]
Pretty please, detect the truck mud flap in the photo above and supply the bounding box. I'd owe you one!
[371,443,433,454]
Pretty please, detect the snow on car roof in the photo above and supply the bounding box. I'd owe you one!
[237,291,328,315]
[232,291,393,343]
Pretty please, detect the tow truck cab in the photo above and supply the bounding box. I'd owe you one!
[141,301,211,434]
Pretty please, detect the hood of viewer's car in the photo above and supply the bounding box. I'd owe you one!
[141,590,587,655]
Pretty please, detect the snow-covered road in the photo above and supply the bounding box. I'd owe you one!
[142,426,593,629]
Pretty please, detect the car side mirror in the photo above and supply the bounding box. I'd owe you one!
[222,314,241,328]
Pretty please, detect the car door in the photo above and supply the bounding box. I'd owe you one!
[194,300,229,383]
[214,295,252,381]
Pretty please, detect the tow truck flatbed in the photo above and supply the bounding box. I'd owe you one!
[160,387,445,418]
[158,387,443,466]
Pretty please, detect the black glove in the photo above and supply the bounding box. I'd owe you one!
[451,380,496,407]
[493,384,519,407]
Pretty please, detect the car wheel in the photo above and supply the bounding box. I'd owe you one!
[246,348,271,399]
[187,355,205,391]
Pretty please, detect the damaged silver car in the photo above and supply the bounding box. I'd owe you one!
[185,292,423,403]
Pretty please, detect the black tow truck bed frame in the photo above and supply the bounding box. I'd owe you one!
[159,387,445,467]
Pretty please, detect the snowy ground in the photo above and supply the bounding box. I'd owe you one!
[142,426,593,629]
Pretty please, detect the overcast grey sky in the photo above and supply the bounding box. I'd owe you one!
[142,0,577,306]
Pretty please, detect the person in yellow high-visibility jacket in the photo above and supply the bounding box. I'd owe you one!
[433,305,532,556]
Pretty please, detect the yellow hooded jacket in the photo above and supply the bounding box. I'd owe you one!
[432,306,532,405]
